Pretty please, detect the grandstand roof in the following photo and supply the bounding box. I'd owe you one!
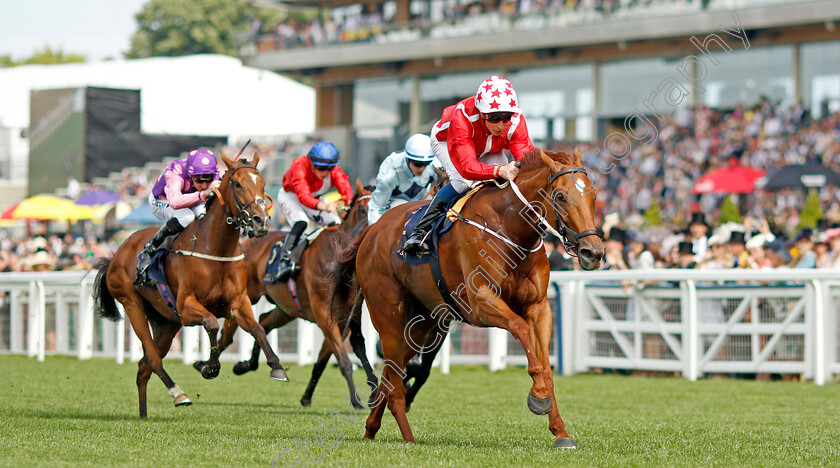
[0,54,315,181]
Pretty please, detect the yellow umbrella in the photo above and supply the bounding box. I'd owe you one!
[12,194,98,221]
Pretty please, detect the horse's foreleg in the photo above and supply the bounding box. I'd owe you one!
[233,296,288,381]
[234,308,296,375]
[526,299,576,449]
[348,317,378,405]
[181,296,221,380]
[300,341,332,407]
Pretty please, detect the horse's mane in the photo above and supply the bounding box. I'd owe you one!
[518,148,575,173]
[345,185,375,217]
[204,158,254,210]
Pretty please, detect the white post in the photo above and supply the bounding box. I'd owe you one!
[181,326,199,365]
[115,313,126,365]
[561,281,577,376]
[129,324,143,362]
[55,293,69,354]
[811,280,826,386]
[574,281,589,373]
[683,280,699,381]
[804,282,816,381]
[77,280,94,360]
[361,301,379,366]
[488,328,508,371]
[10,290,25,354]
[27,281,38,358]
[237,326,255,362]
[297,320,318,366]
[36,281,46,362]
[438,332,451,375]
[101,317,116,360]
[199,327,211,361]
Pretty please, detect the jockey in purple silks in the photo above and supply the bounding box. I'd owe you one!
[135,148,221,284]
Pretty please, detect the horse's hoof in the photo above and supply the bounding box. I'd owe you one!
[174,394,192,407]
[553,437,577,449]
[233,361,255,375]
[201,365,220,380]
[527,392,553,415]
[270,367,289,382]
[351,400,365,410]
[300,398,312,408]
[405,403,411,413]
[193,361,205,372]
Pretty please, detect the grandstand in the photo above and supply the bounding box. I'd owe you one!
[241,0,840,184]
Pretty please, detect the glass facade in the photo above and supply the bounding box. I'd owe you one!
[801,41,840,118]
[599,57,692,118]
[700,45,793,109]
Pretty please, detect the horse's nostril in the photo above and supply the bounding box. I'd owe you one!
[253,216,262,225]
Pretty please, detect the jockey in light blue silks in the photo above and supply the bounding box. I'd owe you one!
[367,133,441,225]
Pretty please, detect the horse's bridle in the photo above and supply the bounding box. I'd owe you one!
[546,166,602,257]
[219,164,270,236]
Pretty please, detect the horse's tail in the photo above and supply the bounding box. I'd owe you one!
[326,225,370,324]
[92,257,121,322]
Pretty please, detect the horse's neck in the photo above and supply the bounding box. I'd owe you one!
[186,197,241,255]
[495,168,551,249]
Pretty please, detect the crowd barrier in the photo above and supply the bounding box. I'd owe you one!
[0,269,837,384]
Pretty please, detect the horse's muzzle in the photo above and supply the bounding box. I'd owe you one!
[577,239,604,271]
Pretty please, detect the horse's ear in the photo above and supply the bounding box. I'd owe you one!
[355,177,365,193]
[434,165,447,179]
[573,148,583,165]
[540,150,560,171]
[221,153,234,170]
[251,152,260,167]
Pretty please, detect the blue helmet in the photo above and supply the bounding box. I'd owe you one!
[307,141,340,167]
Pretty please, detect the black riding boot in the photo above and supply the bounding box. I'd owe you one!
[135,218,184,284]
[276,221,307,282]
[403,194,449,255]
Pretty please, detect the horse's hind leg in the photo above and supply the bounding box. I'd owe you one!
[404,327,447,412]
[194,313,237,376]
[124,300,187,417]
[312,295,364,410]
[300,341,332,407]
[233,308,295,376]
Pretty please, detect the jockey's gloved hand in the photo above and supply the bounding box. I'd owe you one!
[203,180,222,199]
[318,201,339,213]
[499,162,519,181]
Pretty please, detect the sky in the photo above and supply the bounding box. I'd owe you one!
[0,0,148,62]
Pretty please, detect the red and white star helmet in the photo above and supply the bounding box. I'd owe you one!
[475,76,521,114]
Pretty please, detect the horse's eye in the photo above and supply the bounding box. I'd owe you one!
[233,181,241,189]
[555,192,566,203]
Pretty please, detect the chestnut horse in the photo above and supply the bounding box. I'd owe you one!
[92,154,287,418]
[329,148,604,448]
[214,180,378,409]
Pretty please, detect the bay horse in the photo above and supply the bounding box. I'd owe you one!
[213,180,378,409]
[329,148,604,448]
[92,154,287,418]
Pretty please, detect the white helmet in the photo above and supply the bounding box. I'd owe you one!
[404,133,435,163]
[475,76,521,114]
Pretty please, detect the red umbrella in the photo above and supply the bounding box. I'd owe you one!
[692,165,766,194]
[0,203,20,220]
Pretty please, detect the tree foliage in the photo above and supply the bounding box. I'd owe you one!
[797,190,823,230]
[127,0,284,58]
[718,196,741,225]
[0,46,85,68]
[643,199,662,227]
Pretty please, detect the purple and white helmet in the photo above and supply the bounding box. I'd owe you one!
[186,149,218,175]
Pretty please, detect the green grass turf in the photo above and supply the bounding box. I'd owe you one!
[1,355,839,467]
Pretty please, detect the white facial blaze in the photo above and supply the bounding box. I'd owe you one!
[575,178,586,195]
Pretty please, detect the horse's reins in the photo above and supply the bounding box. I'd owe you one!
[450,165,600,257]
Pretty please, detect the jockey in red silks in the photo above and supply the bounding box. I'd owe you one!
[403,75,535,255]
[135,148,221,284]
[273,141,354,281]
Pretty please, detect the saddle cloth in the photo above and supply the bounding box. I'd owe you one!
[263,228,325,284]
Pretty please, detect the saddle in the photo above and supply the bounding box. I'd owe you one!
[133,249,179,318]
[263,228,325,284]
[395,183,485,265]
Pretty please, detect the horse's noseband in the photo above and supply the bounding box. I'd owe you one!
[548,166,601,257]
[222,164,269,235]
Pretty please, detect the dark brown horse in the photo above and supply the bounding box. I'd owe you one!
[214,180,378,409]
[329,148,604,447]
[92,154,286,418]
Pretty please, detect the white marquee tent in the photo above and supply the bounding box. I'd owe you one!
[0,54,315,181]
